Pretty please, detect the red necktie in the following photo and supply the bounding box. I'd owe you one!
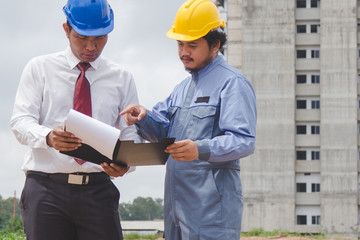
[73,62,91,165]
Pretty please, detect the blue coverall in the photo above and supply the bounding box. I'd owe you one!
[136,55,257,240]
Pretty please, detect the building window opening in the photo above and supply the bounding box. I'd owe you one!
[311,100,320,109]
[296,100,307,109]
[311,151,320,160]
[297,75,307,84]
[297,215,307,225]
[297,0,307,8]
[312,216,320,225]
[311,125,320,135]
[297,25,307,33]
[310,24,320,33]
[297,183,307,192]
[311,0,319,8]
[311,183,320,192]
[311,50,320,58]
[296,151,307,160]
[215,0,225,8]
[311,75,320,83]
[297,125,307,134]
[297,50,307,58]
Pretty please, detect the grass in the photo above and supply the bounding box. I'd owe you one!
[241,228,328,239]
[0,228,336,240]
[0,231,163,240]
[0,231,26,240]
[124,233,163,239]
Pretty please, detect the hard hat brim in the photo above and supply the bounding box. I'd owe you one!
[70,21,114,36]
[166,29,205,41]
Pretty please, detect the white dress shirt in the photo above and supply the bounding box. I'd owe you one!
[11,47,142,173]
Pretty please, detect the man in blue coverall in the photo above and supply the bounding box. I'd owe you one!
[119,0,257,239]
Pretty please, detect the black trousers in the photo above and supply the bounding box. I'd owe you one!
[21,171,123,240]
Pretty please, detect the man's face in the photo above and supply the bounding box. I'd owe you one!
[63,23,108,63]
[177,38,219,72]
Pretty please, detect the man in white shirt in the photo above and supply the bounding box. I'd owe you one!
[10,0,141,239]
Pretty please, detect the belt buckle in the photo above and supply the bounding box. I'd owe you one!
[68,174,89,185]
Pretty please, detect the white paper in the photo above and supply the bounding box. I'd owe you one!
[65,109,120,159]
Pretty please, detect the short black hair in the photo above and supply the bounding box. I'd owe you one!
[202,27,227,52]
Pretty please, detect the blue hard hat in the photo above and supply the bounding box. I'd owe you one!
[63,0,114,36]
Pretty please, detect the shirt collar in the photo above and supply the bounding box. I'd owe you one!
[65,47,101,70]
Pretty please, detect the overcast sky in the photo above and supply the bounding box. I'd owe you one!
[0,0,189,203]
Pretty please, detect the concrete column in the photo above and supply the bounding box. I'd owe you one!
[320,0,358,238]
[227,0,243,69]
[239,0,296,232]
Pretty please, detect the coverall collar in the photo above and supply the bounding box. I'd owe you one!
[189,55,224,79]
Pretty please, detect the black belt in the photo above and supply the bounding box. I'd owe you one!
[26,171,110,185]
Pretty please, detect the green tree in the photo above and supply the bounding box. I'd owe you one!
[119,197,163,220]
[0,196,21,229]
[119,202,132,220]
[0,217,24,234]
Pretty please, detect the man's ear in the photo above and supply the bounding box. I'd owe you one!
[63,23,70,38]
[211,40,221,53]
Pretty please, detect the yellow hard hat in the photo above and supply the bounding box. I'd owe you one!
[167,0,226,41]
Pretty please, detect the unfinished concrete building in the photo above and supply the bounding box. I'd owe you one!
[217,0,359,238]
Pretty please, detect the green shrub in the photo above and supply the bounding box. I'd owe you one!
[241,228,329,239]
[123,232,163,239]
[0,218,23,235]
[0,231,26,240]
[243,228,266,236]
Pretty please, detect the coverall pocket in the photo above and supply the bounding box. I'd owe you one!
[191,106,216,119]
[174,169,222,225]
[189,106,218,139]
[199,227,237,240]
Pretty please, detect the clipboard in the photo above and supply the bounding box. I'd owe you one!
[113,138,175,166]
[61,138,175,167]
[60,109,175,167]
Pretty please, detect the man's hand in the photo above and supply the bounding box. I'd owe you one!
[101,162,129,177]
[46,126,81,151]
[120,104,147,126]
[165,139,199,161]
